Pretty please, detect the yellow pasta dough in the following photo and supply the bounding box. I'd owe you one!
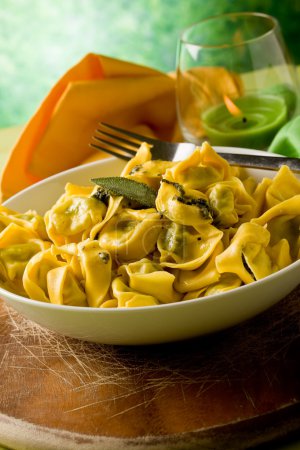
[45,182,107,245]
[98,208,163,262]
[118,258,181,303]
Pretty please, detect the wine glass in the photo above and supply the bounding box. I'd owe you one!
[176,12,299,149]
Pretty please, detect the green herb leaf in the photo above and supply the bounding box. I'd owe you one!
[91,177,157,208]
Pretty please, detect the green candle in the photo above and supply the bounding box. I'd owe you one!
[202,95,288,149]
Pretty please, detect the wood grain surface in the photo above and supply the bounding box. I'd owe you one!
[0,285,299,450]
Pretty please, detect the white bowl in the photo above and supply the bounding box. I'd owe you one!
[1,148,299,345]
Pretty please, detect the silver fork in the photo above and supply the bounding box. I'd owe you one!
[90,122,300,173]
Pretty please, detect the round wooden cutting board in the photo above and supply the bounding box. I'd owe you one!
[0,285,299,450]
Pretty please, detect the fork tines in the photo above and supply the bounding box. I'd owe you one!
[91,122,144,161]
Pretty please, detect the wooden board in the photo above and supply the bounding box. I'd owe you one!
[0,285,299,450]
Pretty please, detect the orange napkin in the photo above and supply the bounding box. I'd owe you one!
[0,53,178,200]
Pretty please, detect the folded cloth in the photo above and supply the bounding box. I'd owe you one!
[0,53,179,200]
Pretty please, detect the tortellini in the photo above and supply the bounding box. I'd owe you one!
[183,273,242,300]
[252,195,300,260]
[77,240,112,307]
[156,177,212,226]
[0,222,50,296]
[207,178,256,227]
[23,240,111,307]
[47,266,87,307]
[1,142,299,308]
[264,165,300,208]
[167,141,232,191]
[45,183,107,245]
[111,276,159,307]
[157,222,223,270]
[98,208,164,262]
[118,258,181,303]
[174,242,224,293]
[215,222,272,284]
[0,205,48,239]
[23,249,66,302]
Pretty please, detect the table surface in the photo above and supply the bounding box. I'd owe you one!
[0,283,299,450]
[0,126,299,450]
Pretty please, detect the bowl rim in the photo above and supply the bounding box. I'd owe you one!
[0,146,295,314]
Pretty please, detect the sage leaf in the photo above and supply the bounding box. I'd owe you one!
[91,177,157,208]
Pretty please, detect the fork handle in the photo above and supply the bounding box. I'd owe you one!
[218,152,300,173]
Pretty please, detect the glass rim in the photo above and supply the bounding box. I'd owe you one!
[180,12,279,49]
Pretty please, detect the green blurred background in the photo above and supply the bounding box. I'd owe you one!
[0,0,299,128]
